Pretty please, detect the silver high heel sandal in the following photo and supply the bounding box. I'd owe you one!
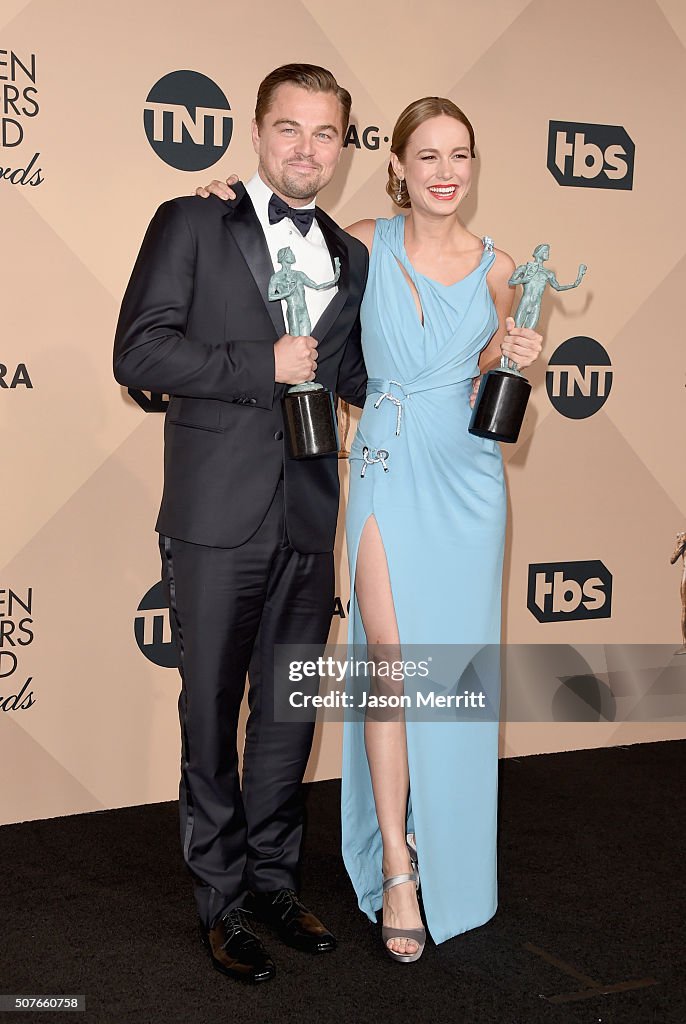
[381,857,426,964]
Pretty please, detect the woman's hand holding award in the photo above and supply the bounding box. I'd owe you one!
[469,243,587,443]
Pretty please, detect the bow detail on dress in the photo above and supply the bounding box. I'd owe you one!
[360,446,390,477]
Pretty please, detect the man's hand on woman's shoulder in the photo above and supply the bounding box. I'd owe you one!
[195,174,240,200]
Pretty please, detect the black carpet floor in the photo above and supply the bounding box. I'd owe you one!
[1,740,684,1024]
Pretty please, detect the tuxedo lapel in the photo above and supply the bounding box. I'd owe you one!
[311,211,349,343]
[223,186,285,338]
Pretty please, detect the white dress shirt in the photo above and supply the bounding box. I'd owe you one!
[245,172,337,335]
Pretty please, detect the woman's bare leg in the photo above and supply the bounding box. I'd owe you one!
[355,515,422,955]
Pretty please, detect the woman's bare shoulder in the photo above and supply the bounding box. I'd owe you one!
[491,246,516,281]
[485,246,516,309]
[344,219,377,254]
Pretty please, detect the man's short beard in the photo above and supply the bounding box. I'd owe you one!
[278,167,325,201]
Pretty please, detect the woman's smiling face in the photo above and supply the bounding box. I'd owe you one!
[392,115,473,216]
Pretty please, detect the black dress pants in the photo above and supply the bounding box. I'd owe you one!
[159,481,334,928]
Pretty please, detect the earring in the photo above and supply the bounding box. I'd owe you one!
[396,179,403,202]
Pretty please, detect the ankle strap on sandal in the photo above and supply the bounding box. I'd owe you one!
[383,871,418,892]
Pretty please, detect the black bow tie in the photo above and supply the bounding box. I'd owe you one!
[268,194,316,236]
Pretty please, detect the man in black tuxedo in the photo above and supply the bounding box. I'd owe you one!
[114,64,367,983]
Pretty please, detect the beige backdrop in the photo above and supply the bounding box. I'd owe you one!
[2,0,686,826]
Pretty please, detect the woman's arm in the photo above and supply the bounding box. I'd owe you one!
[480,248,517,373]
[345,219,376,255]
[486,249,543,369]
[469,248,543,407]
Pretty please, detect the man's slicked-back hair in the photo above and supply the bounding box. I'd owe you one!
[255,63,352,134]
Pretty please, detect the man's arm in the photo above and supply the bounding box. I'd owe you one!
[113,200,275,409]
[335,309,367,408]
[335,242,369,408]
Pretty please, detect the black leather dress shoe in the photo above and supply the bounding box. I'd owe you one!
[200,908,275,983]
[249,888,337,954]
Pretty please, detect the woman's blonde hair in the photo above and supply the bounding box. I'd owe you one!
[387,97,476,209]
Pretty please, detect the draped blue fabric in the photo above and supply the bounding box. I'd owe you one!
[341,215,507,943]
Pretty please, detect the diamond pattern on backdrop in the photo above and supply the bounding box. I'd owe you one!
[1,0,685,823]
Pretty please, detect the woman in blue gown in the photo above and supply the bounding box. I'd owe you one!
[342,98,543,961]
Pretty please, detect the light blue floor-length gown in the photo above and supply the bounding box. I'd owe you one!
[341,215,507,944]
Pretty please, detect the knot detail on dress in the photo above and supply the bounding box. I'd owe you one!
[360,445,390,477]
[367,378,410,437]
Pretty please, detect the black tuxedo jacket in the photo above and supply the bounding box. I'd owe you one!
[114,185,368,553]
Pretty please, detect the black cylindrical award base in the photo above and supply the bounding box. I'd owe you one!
[468,368,531,443]
[282,386,339,458]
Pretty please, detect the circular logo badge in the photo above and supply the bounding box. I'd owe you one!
[144,70,233,171]
[134,581,178,668]
[546,336,612,419]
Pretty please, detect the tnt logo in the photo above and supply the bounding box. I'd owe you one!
[128,389,169,413]
[134,581,178,668]
[527,561,612,623]
[547,121,634,190]
[144,70,233,171]
[546,337,612,419]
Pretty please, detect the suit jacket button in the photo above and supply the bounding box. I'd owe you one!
[274,430,283,441]
[249,398,257,405]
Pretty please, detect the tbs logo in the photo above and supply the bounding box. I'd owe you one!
[134,581,178,668]
[547,121,634,190]
[546,337,612,419]
[528,561,612,623]
[144,70,233,171]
